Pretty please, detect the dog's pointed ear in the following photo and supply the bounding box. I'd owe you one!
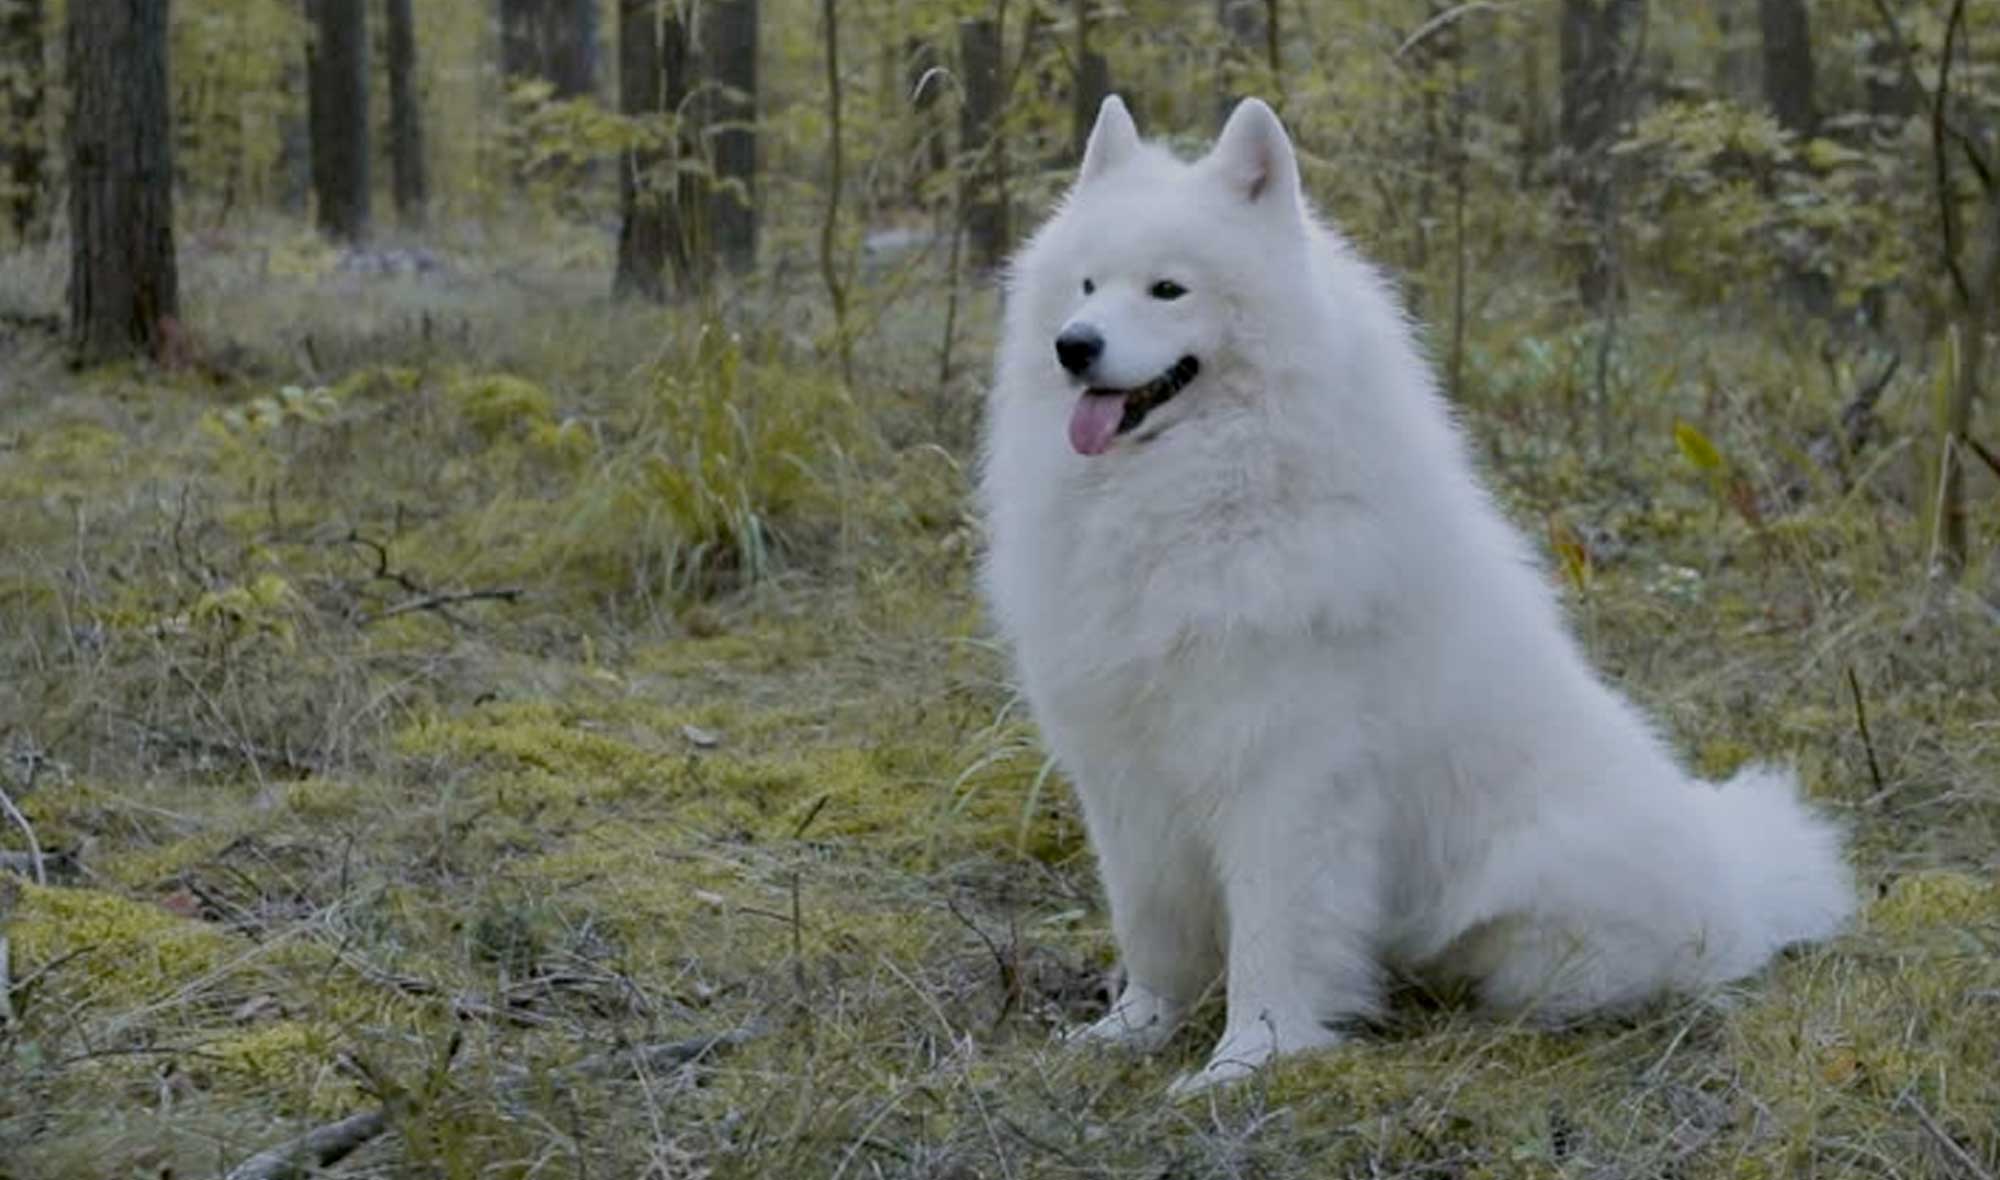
[1206,98,1301,215]
[1079,95,1140,183]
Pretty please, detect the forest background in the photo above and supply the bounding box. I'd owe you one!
[1,0,1998,1176]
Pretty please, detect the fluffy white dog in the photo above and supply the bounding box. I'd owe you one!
[979,95,1853,1095]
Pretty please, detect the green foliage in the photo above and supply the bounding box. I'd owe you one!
[1617,100,1913,311]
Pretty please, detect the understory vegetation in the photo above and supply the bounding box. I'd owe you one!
[4,0,2000,1174]
[2,221,1996,1177]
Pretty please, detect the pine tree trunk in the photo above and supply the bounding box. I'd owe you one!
[306,0,370,242]
[2,0,45,240]
[707,0,758,273]
[66,0,178,365]
[614,0,666,301]
[1557,0,1639,310]
[385,0,427,227]
[1071,0,1109,163]
[500,0,597,98]
[1756,0,1815,137]
[957,16,1005,272]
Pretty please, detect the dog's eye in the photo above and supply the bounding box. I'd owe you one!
[1081,278,1095,295]
[1150,280,1188,301]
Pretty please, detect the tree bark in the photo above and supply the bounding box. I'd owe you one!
[1557,0,1640,310]
[1071,0,1109,163]
[958,16,1006,273]
[66,0,178,365]
[306,0,370,242]
[614,0,666,301]
[1756,0,1815,137]
[385,0,427,227]
[499,0,597,98]
[707,0,758,273]
[2,0,45,240]
[1215,0,1266,128]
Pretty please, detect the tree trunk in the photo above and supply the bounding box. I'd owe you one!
[1557,0,1640,310]
[306,0,370,242]
[66,0,178,365]
[2,0,45,240]
[385,0,427,227]
[907,38,948,201]
[1756,0,1815,137]
[707,0,758,273]
[500,0,597,98]
[614,0,666,301]
[1071,0,1109,163]
[958,16,1006,272]
[1215,0,1266,128]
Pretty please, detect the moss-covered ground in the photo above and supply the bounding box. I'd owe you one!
[2,238,1996,1178]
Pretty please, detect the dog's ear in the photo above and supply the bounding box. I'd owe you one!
[1206,98,1301,215]
[1079,95,1139,184]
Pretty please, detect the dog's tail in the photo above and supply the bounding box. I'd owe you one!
[1692,765,1854,982]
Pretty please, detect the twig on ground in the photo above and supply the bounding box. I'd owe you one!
[360,587,523,626]
[0,780,46,886]
[224,1110,388,1180]
[1964,433,2000,482]
[1902,1091,1998,1180]
[1846,667,1886,797]
[223,1026,764,1180]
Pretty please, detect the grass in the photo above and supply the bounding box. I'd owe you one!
[1,227,1997,1179]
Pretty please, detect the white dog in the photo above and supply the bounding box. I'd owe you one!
[978,96,1853,1095]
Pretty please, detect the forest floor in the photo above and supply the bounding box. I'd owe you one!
[2,228,1998,1179]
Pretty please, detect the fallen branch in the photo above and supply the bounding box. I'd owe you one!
[360,587,524,626]
[1964,433,2000,482]
[224,1110,387,1180]
[0,781,45,886]
[1902,1091,1997,1180]
[223,1025,763,1180]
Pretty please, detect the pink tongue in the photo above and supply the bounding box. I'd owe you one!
[1068,391,1126,456]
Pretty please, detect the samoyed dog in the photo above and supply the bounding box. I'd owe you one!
[979,96,1853,1095]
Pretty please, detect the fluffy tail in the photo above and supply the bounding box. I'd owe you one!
[1694,765,1854,982]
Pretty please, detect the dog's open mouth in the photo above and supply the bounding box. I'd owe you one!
[1068,355,1201,456]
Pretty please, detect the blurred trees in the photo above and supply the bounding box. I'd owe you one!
[66,0,178,364]
[385,0,427,227]
[305,0,369,241]
[500,0,598,98]
[9,0,1998,571]
[1,0,44,240]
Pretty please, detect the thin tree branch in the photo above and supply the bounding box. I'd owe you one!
[0,780,45,886]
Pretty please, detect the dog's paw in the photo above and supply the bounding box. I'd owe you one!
[1167,1017,1341,1100]
[1061,981,1185,1054]
[1166,1053,1264,1100]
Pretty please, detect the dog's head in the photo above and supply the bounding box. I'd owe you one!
[1012,95,1314,457]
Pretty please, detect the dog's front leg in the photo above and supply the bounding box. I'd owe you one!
[1067,813,1221,1054]
[1169,798,1382,1097]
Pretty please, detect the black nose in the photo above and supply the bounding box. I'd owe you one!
[1055,325,1103,376]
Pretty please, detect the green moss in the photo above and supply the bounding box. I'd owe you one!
[7,883,243,1012]
[448,372,557,439]
[204,1021,364,1118]
[1867,870,2000,934]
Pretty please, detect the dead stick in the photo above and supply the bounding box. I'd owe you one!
[1846,667,1885,796]
[0,781,45,886]
[1903,1092,1998,1180]
[1964,433,2000,482]
[224,1110,387,1180]
[224,1027,762,1179]
[361,587,524,625]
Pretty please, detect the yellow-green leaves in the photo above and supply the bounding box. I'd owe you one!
[1674,419,1724,473]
